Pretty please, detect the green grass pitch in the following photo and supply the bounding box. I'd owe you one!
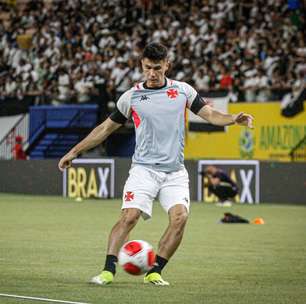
[0,194,305,304]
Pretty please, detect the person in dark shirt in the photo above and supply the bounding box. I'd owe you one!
[204,165,238,206]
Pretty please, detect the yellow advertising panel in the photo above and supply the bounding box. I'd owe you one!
[185,102,306,162]
[63,159,115,198]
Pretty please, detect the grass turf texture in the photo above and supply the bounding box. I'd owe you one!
[0,194,305,304]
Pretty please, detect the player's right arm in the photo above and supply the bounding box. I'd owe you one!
[58,118,122,171]
[58,89,132,171]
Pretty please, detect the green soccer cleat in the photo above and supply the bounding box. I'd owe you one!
[144,272,170,286]
[90,270,114,285]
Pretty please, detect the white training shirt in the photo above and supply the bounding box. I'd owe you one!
[116,78,203,172]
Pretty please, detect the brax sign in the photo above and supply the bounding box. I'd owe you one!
[197,160,260,204]
[63,159,115,198]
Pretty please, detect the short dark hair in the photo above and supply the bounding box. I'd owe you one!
[142,43,168,61]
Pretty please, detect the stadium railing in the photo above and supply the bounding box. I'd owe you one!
[0,114,29,160]
[289,135,306,162]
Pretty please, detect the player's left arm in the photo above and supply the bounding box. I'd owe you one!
[197,105,254,128]
[183,82,254,128]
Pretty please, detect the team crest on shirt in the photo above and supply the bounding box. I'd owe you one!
[166,89,178,99]
[124,191,134,202]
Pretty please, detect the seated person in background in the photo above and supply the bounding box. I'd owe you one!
[204,165,238,207]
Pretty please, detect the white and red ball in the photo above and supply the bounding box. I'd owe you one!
[118,240,155,275]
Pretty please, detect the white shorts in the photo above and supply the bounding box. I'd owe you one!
[122,165,190,220]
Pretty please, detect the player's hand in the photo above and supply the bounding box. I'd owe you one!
[233,112,254,129]
[58,151,78,171]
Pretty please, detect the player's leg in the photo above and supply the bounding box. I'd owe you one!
[90,208,141,285]
[91,165,159,285]
[144,204,188,286]
[144,168,190,286]
[157,204,188,259]
[105,208,141,269]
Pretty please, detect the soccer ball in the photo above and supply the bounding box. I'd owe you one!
[118,240,155,275]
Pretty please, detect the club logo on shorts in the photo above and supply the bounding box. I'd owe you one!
[124,191,134,202]
[166,89,178,99]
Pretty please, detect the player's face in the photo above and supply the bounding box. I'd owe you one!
[141,58,169,88]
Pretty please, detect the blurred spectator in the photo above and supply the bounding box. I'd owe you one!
[281,77,305,117]
[12,135,27,160]
[203,165,239,207]
[192,67,210,92]
[73,72,94,104]
[111,58,132,98]
[256,69,270,102]
[219,66,234,90]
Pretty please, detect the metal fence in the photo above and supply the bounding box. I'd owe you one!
[0,114,29,160]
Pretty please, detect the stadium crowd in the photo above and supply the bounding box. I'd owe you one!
[0,0,305,107]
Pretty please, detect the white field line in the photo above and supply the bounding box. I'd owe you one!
[0,293,91,304]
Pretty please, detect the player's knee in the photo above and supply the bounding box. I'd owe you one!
[170,211,188,230]
[120,209,141,228]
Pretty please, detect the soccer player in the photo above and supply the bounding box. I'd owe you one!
[58,43,254,286]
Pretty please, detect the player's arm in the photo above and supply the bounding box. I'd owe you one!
[58,89,132,171]
[184,82,254,128]
[197,105,254,128]
[58,118,122,171]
